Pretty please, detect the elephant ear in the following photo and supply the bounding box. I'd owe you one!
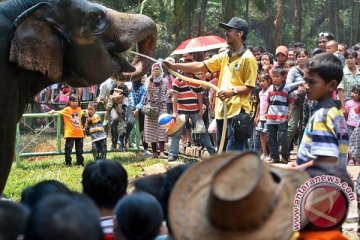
[9,3,63,82]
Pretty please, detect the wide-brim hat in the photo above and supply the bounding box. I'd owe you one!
[169,151,309,240]
[166,115,186,136]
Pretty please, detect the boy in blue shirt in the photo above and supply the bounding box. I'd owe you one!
[296,53,349,169]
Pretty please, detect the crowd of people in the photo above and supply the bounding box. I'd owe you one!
[17,16,360,239]
[0,153,356,240]
[32,21,360,166]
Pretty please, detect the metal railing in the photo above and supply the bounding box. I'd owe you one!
[15,111,140,166]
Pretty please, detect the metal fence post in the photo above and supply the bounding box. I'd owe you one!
[56,114,62,153]
[15,123,21,167]
[135,118,140,151]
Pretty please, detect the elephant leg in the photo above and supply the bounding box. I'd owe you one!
[0,123,17,195]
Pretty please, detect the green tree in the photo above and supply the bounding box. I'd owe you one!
[93,0,357,56]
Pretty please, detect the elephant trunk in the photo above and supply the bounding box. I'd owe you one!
[105,10,157,81]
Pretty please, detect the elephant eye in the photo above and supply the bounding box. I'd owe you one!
[90,11,108,35]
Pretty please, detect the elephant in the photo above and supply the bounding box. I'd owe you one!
[0,0,157,194]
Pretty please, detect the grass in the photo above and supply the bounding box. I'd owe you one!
[3,152,169,202]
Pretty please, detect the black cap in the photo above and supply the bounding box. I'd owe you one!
[219,17,249,34]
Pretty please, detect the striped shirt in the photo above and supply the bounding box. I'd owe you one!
[297,99,349,168]
[99,216,115,240]
[173,78,202,114]
[266,83,293,124]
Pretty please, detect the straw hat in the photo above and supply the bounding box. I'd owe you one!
[169,151,309,240]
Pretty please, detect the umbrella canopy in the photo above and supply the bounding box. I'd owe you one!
[171,35,227,55]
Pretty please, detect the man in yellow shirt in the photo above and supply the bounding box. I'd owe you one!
[163,17,257,151]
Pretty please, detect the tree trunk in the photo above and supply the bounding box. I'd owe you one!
[342,0,346,44]
[245,0,249,22]
[334,0,339,40]
[356,2,360,46]
[351,0,355,46]
[293,0,302,42]
[328,0,336,34]
[173,0,184,45]
[197,0,208,36]
[252,11,275,52]
[222,0,235,22]
[273,0,285,46]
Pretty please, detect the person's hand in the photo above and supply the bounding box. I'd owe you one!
[254,117,259,126]
[198,111,203,118]
[297,84,305,94]
[162,60,175,70]
[287,112,292,120]
[217,90,234,101]
[133,109,139,118]
[48,110,56,115]
[172,113,177,119]
[341,107,348,118]
[287,162,297,168]
[262,65,271,72]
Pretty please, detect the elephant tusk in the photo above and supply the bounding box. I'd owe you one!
[129,51,228,155]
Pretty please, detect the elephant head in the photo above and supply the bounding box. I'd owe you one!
[0,0,157,195]
[9,0,157,86]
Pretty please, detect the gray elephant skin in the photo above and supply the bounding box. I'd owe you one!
[0,0,157,194]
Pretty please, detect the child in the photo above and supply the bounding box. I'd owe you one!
[50,95,84,166]
[265,66,293,163]
[296,53,349,169]
[82,160,128,240]
[259,52,273,75]
[345,86,360,165]
[104,88,133,151]
[113,192,163,240]
[85,102,107,161]
[284,59,295,75]
[255,73,271,160]
[58,83,71,103]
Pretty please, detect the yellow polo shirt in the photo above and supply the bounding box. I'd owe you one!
[204,49,257,119]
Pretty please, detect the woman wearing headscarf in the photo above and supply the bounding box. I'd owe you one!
[143,63,169,158]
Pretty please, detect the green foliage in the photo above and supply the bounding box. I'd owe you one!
[252,0,271,13]
[84,1,359,61]
[3,153,168,202]
[155,22,176,59]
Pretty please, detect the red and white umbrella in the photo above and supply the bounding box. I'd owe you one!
[171,35,227,55]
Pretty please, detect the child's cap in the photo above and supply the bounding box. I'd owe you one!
[275,46,288,56]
